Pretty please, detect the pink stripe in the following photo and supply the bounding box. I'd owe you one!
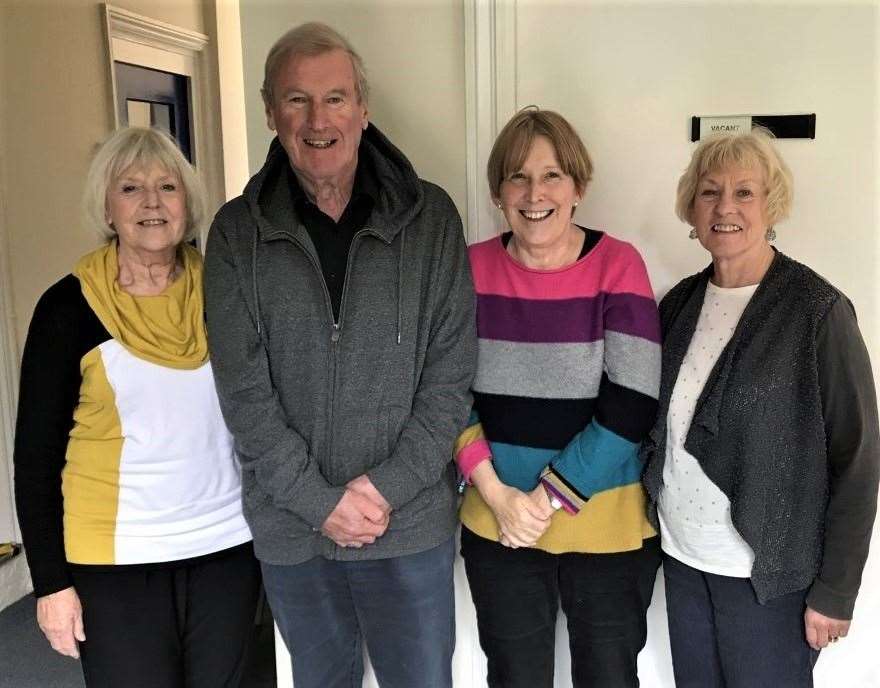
[457,439,492,480]
[541,478,580,515]
[468,235,655,300]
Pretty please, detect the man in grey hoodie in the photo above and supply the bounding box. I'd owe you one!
[204,21,477,688]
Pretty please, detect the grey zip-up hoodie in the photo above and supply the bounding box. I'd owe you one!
[204,124,477,565]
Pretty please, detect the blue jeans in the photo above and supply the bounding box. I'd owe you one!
[262,537,455,688]
[663,553,819,688]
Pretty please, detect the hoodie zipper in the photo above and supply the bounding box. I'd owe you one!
[276,227,379,489]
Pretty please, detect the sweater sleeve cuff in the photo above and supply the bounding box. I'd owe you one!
[30,565,74,599]
[540,466,587,515]
[806,578,857,621]
[294,485,348,530]
[454,422,492,483]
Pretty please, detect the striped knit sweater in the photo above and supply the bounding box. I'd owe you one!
[456,230,660,553]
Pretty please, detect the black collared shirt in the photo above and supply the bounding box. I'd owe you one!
[288,161,376,322]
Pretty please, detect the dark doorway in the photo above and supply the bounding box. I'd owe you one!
[114,62,193,163]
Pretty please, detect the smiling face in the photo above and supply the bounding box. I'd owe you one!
[106,163,187,257]
[497,135,581,250]
[691,163,771,268]
[266,48,368,188]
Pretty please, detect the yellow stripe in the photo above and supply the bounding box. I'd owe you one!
[62,347,122,564]
[454,423,485,454]
[460,482,656,554]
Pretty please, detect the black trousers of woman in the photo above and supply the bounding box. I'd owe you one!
[462,528,661,688]
[70,542,261,688]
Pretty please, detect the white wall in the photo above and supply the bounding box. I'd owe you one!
[513,3,878,686]
[241,2,880,686]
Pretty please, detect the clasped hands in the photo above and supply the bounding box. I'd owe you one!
[487,483,556,548]
[321,474,391,548]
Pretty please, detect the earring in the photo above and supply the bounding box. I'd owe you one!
[766,227,777,241]
[689,228,698,240]
[496,202,503,210]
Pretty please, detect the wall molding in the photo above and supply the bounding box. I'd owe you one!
[105,5,208,55]
[463,0,517,243]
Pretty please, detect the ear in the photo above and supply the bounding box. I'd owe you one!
[360,101,369,131]
[265,103,276,132]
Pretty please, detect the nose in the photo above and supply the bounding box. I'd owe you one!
[716,188,737,216]
[142,187,160,207]
[307,101,327,130]
[526,179,544,204]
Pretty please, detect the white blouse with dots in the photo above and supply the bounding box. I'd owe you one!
[658,280,758,576]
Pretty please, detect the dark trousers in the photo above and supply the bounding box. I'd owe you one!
[71,542,261,688]
[461,528,661,688]
[262,536,456,688]
[663,553,819,688]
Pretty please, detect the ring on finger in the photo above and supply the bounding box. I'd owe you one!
[830,636,839,643]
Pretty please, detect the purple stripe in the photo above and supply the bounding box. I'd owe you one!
[541,479,579,515]
[477,294,660,343]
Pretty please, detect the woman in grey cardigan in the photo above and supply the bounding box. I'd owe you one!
[641,128,879,688]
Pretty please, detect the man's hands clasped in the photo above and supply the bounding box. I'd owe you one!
[321,475,392,548]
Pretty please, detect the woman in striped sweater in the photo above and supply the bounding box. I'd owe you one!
[456,108,661,688]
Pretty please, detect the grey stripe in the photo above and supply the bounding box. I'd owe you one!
[473,339,603,399]
[604,330,661,398]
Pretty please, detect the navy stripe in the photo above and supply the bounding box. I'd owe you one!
[594,374,658,443]
[473,391,595,449]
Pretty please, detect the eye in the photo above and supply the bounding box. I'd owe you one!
[160,183,178,192]
[326,96,344,106]
[287,95,307,105]
[699,188,718,198]
[736,188,754,199]
[121,184,138,194]
[544,170,562,181]
[507,172,526,182]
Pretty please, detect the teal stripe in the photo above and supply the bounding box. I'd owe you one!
[551,420,642,497]
[489,442,555,492]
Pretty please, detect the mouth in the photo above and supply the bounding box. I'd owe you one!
[711,223,742,233]
[519,209,554,222]
[303,138,337,149]
[138,219,167,227]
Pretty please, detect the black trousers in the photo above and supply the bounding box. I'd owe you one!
[461,528,661,688]
[70,542,261,688]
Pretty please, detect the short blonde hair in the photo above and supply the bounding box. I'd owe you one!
[487,107,593,200]
[675,127,793,226]
[261,22,369,106]
[82,127,206,243]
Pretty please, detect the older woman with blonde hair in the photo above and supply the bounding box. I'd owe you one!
[14,127,258,688]
[456,107,662,687]
[641,128,879,687]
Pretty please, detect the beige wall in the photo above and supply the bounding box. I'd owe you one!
[3,0,220,349]
[239,0,468,219]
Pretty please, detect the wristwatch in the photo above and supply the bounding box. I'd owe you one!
[543,484,563,511]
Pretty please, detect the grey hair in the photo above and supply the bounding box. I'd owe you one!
[82,127,206,243]
[261,22,369,106]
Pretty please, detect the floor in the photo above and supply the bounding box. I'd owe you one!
[0,591,276,687]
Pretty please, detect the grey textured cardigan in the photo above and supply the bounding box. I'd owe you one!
[204,124,477,566]
[642,251,879,619]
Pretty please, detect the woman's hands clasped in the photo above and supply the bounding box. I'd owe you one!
[36,586,85,658]
[470,462,555,548]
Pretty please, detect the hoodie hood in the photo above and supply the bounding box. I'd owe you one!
[243,122,424,243]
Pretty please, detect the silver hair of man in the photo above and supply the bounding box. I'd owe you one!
[261,22,370,107]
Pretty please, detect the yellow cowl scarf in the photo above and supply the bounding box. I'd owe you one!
[74,241,208,369]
